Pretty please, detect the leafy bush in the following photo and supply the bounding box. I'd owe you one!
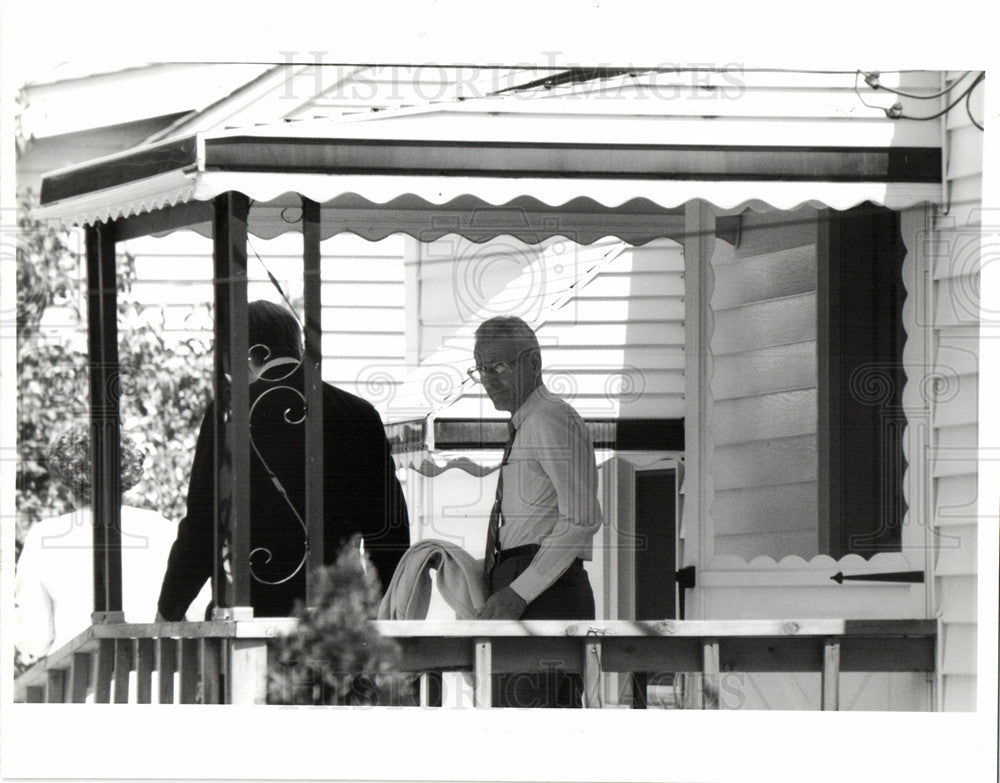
[267,536,411,706]
[15,195,214,558]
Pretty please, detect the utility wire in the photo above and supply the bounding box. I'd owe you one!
[246,235,305,329]
[895,72,985,122]
[965,83,985,130]
[862,70,974,100]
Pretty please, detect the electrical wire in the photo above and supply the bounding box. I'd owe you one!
[854,70,888,111]
[246,236,305,328]
[895,72,985,122]
[863,70,974,100]
[966,83,985,130]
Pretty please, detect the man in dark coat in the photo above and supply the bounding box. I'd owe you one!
[157,300,410,620]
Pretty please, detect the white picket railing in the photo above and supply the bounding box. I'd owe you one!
[14,618,937,709]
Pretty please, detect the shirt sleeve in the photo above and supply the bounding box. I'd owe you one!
[13,527,56,660]
[508,409,602,604]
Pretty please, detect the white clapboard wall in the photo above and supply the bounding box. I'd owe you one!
[929,72,983,712]
[403,235,686,421]
[709,207,820,561]
[122,229,409,406]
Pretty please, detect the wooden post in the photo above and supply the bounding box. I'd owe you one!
[179,638,201,704]
[85,223,123,619]
[212,192,252,613]
[113,639,133,703]
[70,651,93,703]
[583,640,602,708]
[46,670,67,703]
[157,638,178,704]
[474,640,492,708]
[201,638,224,705]
[701,638,720,710]
[136,638,155,704]
[94,639,115,703]
[682,200,717,599]
[229,639,269,704]
[302,197,324,599]
[822,638,841,711]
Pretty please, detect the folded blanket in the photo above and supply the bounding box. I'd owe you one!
[377,539,488,620]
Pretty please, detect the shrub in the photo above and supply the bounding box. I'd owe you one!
[15,194,213,558]
[267,536,410,706]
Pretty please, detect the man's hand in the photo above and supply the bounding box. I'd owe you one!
[477,586,528,620]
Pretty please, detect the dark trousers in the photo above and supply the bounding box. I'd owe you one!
[489,545,595,708]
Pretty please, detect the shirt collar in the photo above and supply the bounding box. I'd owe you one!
[510,384,548,430]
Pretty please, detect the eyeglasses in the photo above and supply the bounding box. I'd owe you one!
[467,360,509,383]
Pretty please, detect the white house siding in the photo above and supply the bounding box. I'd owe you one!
[929,72,983,712]
[709,207,820,561]
[403,235,686,420]
[122,230,409,410]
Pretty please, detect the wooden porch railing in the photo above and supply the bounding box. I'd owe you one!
[14,618,936,709]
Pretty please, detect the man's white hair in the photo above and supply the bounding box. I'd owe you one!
[475,316,541,367]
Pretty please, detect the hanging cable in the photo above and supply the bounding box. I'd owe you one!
[966,83,985,130]
[892,72,985,123]
[246,236,305,329]
[861,70,974,100]
[854,70,887,111]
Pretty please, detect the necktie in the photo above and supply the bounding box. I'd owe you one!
[484,421,517,578]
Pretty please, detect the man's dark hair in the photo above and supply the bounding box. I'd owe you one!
[248,299,302,360]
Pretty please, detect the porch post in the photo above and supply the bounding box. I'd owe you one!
[85,222,123,621]
[301,197,324,600]
[682,201,717,610]
[212,192,253,615]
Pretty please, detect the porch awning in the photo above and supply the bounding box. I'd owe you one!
[35,116,943,243]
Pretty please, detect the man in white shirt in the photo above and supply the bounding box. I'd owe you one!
[470,316,603,706]
[14,423,210,663]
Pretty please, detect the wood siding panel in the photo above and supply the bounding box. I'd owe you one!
[544,345,686,370]
[712,390,816,445]
[940,175,984,244]
[442,390,686,421]
[940,623,977,675]
[320,281,405,307]
[936,575,977,624]
[323,307,407,333]
[321,333,405,359]
[942,675,976,711]
[714,530,818,560]
[933,339,979,378]
[614,245,685,273]
[536,370,686,397]
[934,274,981,327]
[712,436,819,491]
[544,296,685,324]
[574,272,686,299]
[945,124,985,180]
[709,210,819,561]
[732,209,820,256]
[712,245,817,309]
[413,237,685,420]
[713,482,818,535]
[934,474,978,526]
[712,294,816,355]
[121,232,409,412]
[935,109,983,711]
[933,374,978,428]
[712,342,816,400]
[933,524,977,576]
